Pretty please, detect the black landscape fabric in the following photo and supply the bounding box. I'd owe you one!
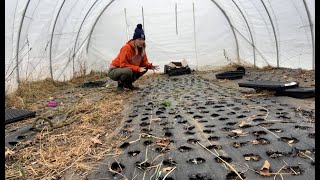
[88,74,314,180]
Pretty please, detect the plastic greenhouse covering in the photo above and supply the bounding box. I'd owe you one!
[5,0,315,93]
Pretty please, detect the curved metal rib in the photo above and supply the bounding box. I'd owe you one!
[16,0,31,84]
[232,0,256,67]
[210,0,240,63]
[86,0,115,53]
[260,0,279,67]
[302,0,314,70]
[49,0,66,79]
[72,0,100,75]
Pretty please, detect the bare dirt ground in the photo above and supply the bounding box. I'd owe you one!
[5,67,315,179]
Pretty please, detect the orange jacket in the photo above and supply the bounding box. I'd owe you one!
[110,40,152,72]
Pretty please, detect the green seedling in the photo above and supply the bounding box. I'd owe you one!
[160,100,172,107]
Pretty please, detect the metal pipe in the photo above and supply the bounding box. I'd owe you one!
[175,2,178,35]
[57,32,91,79]
[86,0,116,53]
[7,47,33,82]
[124,8,129,40]
[233,26,271,66]
[6,41,28,76]
[232,0,256,67]
[302,0,314,70]
[142,6,145,31]
[260,0,279,67]
[192,2,198,71]
[11,1,19,63]
[16,0,31,84]
[49,0,66,79]
[72,0,99,75]
[210,0,240,63]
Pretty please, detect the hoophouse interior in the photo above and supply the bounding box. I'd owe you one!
[5,0,315,180]
[5,0,315,92]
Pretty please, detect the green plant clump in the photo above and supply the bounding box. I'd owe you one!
[160,100,172,107]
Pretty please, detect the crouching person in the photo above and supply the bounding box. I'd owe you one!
[108,23,159,91]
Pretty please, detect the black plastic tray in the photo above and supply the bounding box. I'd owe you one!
[216,71,244,80]
[165,65,191,76]
[5,108,36,125]
[238,80,299,91]
[276,87,315,98]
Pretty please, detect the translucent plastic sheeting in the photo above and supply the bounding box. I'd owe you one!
[228,0,314,69]
[5,0,314,93]
[88,0,237,73]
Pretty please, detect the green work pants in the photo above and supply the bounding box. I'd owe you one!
[108,67,147,83]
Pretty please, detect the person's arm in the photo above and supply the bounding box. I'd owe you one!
[119,46,141,72]
[141,54,153,69]
[142,54,159,70]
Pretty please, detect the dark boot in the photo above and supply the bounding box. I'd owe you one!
[117,81,124,91]
[124,82,141,90]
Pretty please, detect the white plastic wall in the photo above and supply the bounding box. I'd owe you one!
[5,0,315,93]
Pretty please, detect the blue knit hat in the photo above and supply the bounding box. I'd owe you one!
[133,24,145,40]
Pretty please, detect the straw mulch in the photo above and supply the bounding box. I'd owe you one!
[5,71,133,179]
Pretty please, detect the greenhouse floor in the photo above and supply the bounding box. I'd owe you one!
[86,68,315,180]
[5,67,315,180]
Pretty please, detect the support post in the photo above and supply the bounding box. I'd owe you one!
[192,2,198,71]
[175,3,178,35]
[124,8,129,40]
[142,6,145,32]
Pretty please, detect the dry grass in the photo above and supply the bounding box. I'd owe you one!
[143,72,166,78]
[197,63,255,74]
[5,71,107,109]
[69,70,107,84]
[5,79,69,109]
[5,71,131,179]
[241,90,275,98]
[6,96,126,179]
[260,65,276,70]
